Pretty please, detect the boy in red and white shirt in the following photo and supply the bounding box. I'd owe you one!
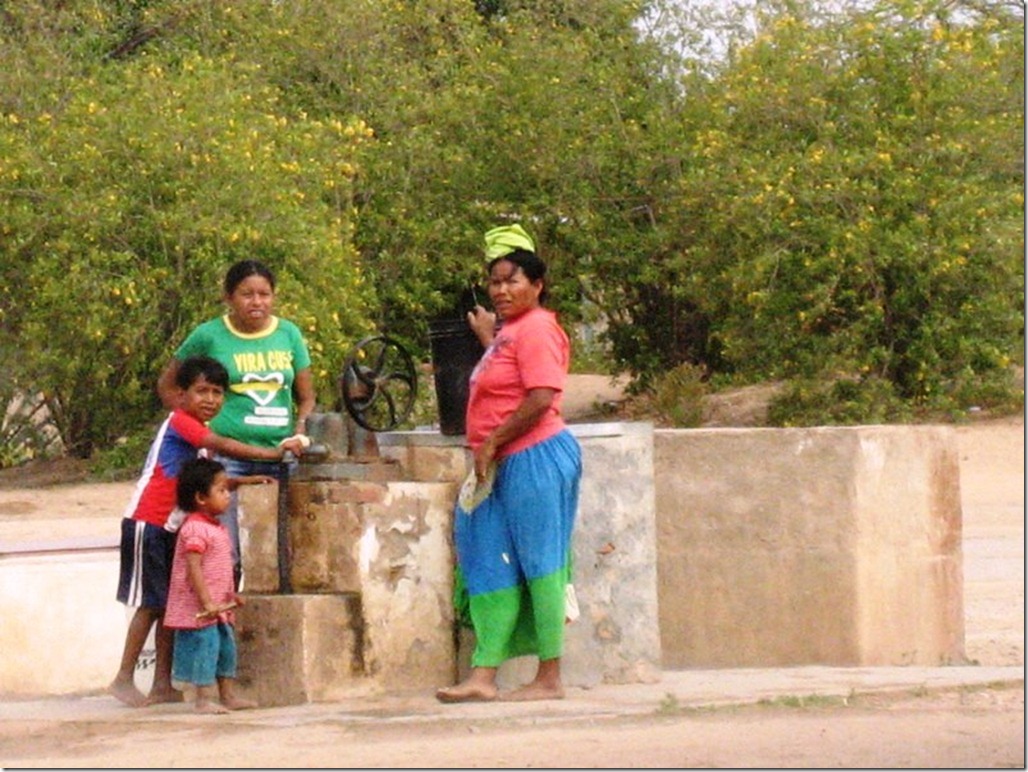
[110,356,304,708]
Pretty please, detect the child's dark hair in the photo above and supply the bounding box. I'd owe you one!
[224,259,276,295]
[487,248,549,304]
[175,356,230,390]
[176,457,226,512]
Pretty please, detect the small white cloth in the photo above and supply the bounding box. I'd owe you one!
[164,507,185,533]
[458,463,496,513]
[565,583,581,624]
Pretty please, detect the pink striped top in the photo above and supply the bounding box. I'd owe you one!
[164,513,236,629]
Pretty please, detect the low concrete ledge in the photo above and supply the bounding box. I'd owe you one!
[0,534,118,557]
[0,549,126,695]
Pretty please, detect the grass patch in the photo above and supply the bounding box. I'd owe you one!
[657,693,680,714]
[756,693,852,710]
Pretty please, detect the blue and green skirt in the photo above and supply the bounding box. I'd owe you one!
[453,429,582,667]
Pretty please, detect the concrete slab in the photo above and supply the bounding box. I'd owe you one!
[0,665,1021,726]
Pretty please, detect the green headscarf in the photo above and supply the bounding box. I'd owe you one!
[484,224,535,260]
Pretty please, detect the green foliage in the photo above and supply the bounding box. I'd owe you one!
[657,692,681,714]
[0,0,1023,464]
[768,364,1023,426]
[594,0,1024,409]
[756,692,849,709]
[768,376,911,426]
[649,362,708,427]
[236,0,667,348]
[1,4,374,458]
[87,423,158,482]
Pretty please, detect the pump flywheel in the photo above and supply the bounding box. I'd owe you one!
[339,335,417,432]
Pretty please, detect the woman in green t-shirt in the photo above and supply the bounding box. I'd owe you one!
[158,260,315,586]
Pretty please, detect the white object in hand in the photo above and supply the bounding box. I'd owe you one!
[279,433,312,449]
[458,463,496,513]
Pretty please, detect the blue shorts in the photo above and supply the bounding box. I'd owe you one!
[172,623,238,687]
[116,518,176,609]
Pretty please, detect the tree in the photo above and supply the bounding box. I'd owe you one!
[0,0,1022,461]
[592,0,1024,414]
[1,4,372,457]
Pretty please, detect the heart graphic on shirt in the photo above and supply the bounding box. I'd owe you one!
[241,372,284,406]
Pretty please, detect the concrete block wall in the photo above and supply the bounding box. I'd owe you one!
[287,480,367,594]
[555,422,662,687]
[358,481,458,691]
[235,593,365,706]
[237,482,280,593]
[654,425,965,667]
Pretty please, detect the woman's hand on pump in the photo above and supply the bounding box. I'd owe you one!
[466,305,497,348]
[278,433,311,458]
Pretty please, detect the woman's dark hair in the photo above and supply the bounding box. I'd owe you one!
[175,355,230,390]
[176,457,226,512]
[224,259,276,295]
[487,248,549,304]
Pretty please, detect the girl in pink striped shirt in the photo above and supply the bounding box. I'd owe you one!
[165,458,257,714]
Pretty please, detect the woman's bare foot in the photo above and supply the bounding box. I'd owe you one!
[195,700,230,715]
[222,696,258,711]
[145,686,184,706]
[501,681,565,702]
[435,681,499,704]
[108,677,147,708]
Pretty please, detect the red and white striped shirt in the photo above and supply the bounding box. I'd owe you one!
[164,512,236,629]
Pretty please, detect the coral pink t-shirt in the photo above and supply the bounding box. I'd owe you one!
[465,306,569,458]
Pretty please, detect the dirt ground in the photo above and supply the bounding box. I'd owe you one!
[0,382,1022,768]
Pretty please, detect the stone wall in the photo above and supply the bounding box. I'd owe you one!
[0,420,967,698]
[234,475,458,705]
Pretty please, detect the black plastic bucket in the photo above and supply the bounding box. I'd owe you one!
[428,317,484,436]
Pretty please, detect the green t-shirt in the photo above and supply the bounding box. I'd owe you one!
[175,315,312,449]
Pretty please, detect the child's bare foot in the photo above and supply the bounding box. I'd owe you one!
[222,696,258,711]
[501,681,565,702]
[145,686,184,706]
[108,677,147,708]
[195,700,230,715]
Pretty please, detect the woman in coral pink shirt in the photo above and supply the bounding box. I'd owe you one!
[436,225,582,705]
